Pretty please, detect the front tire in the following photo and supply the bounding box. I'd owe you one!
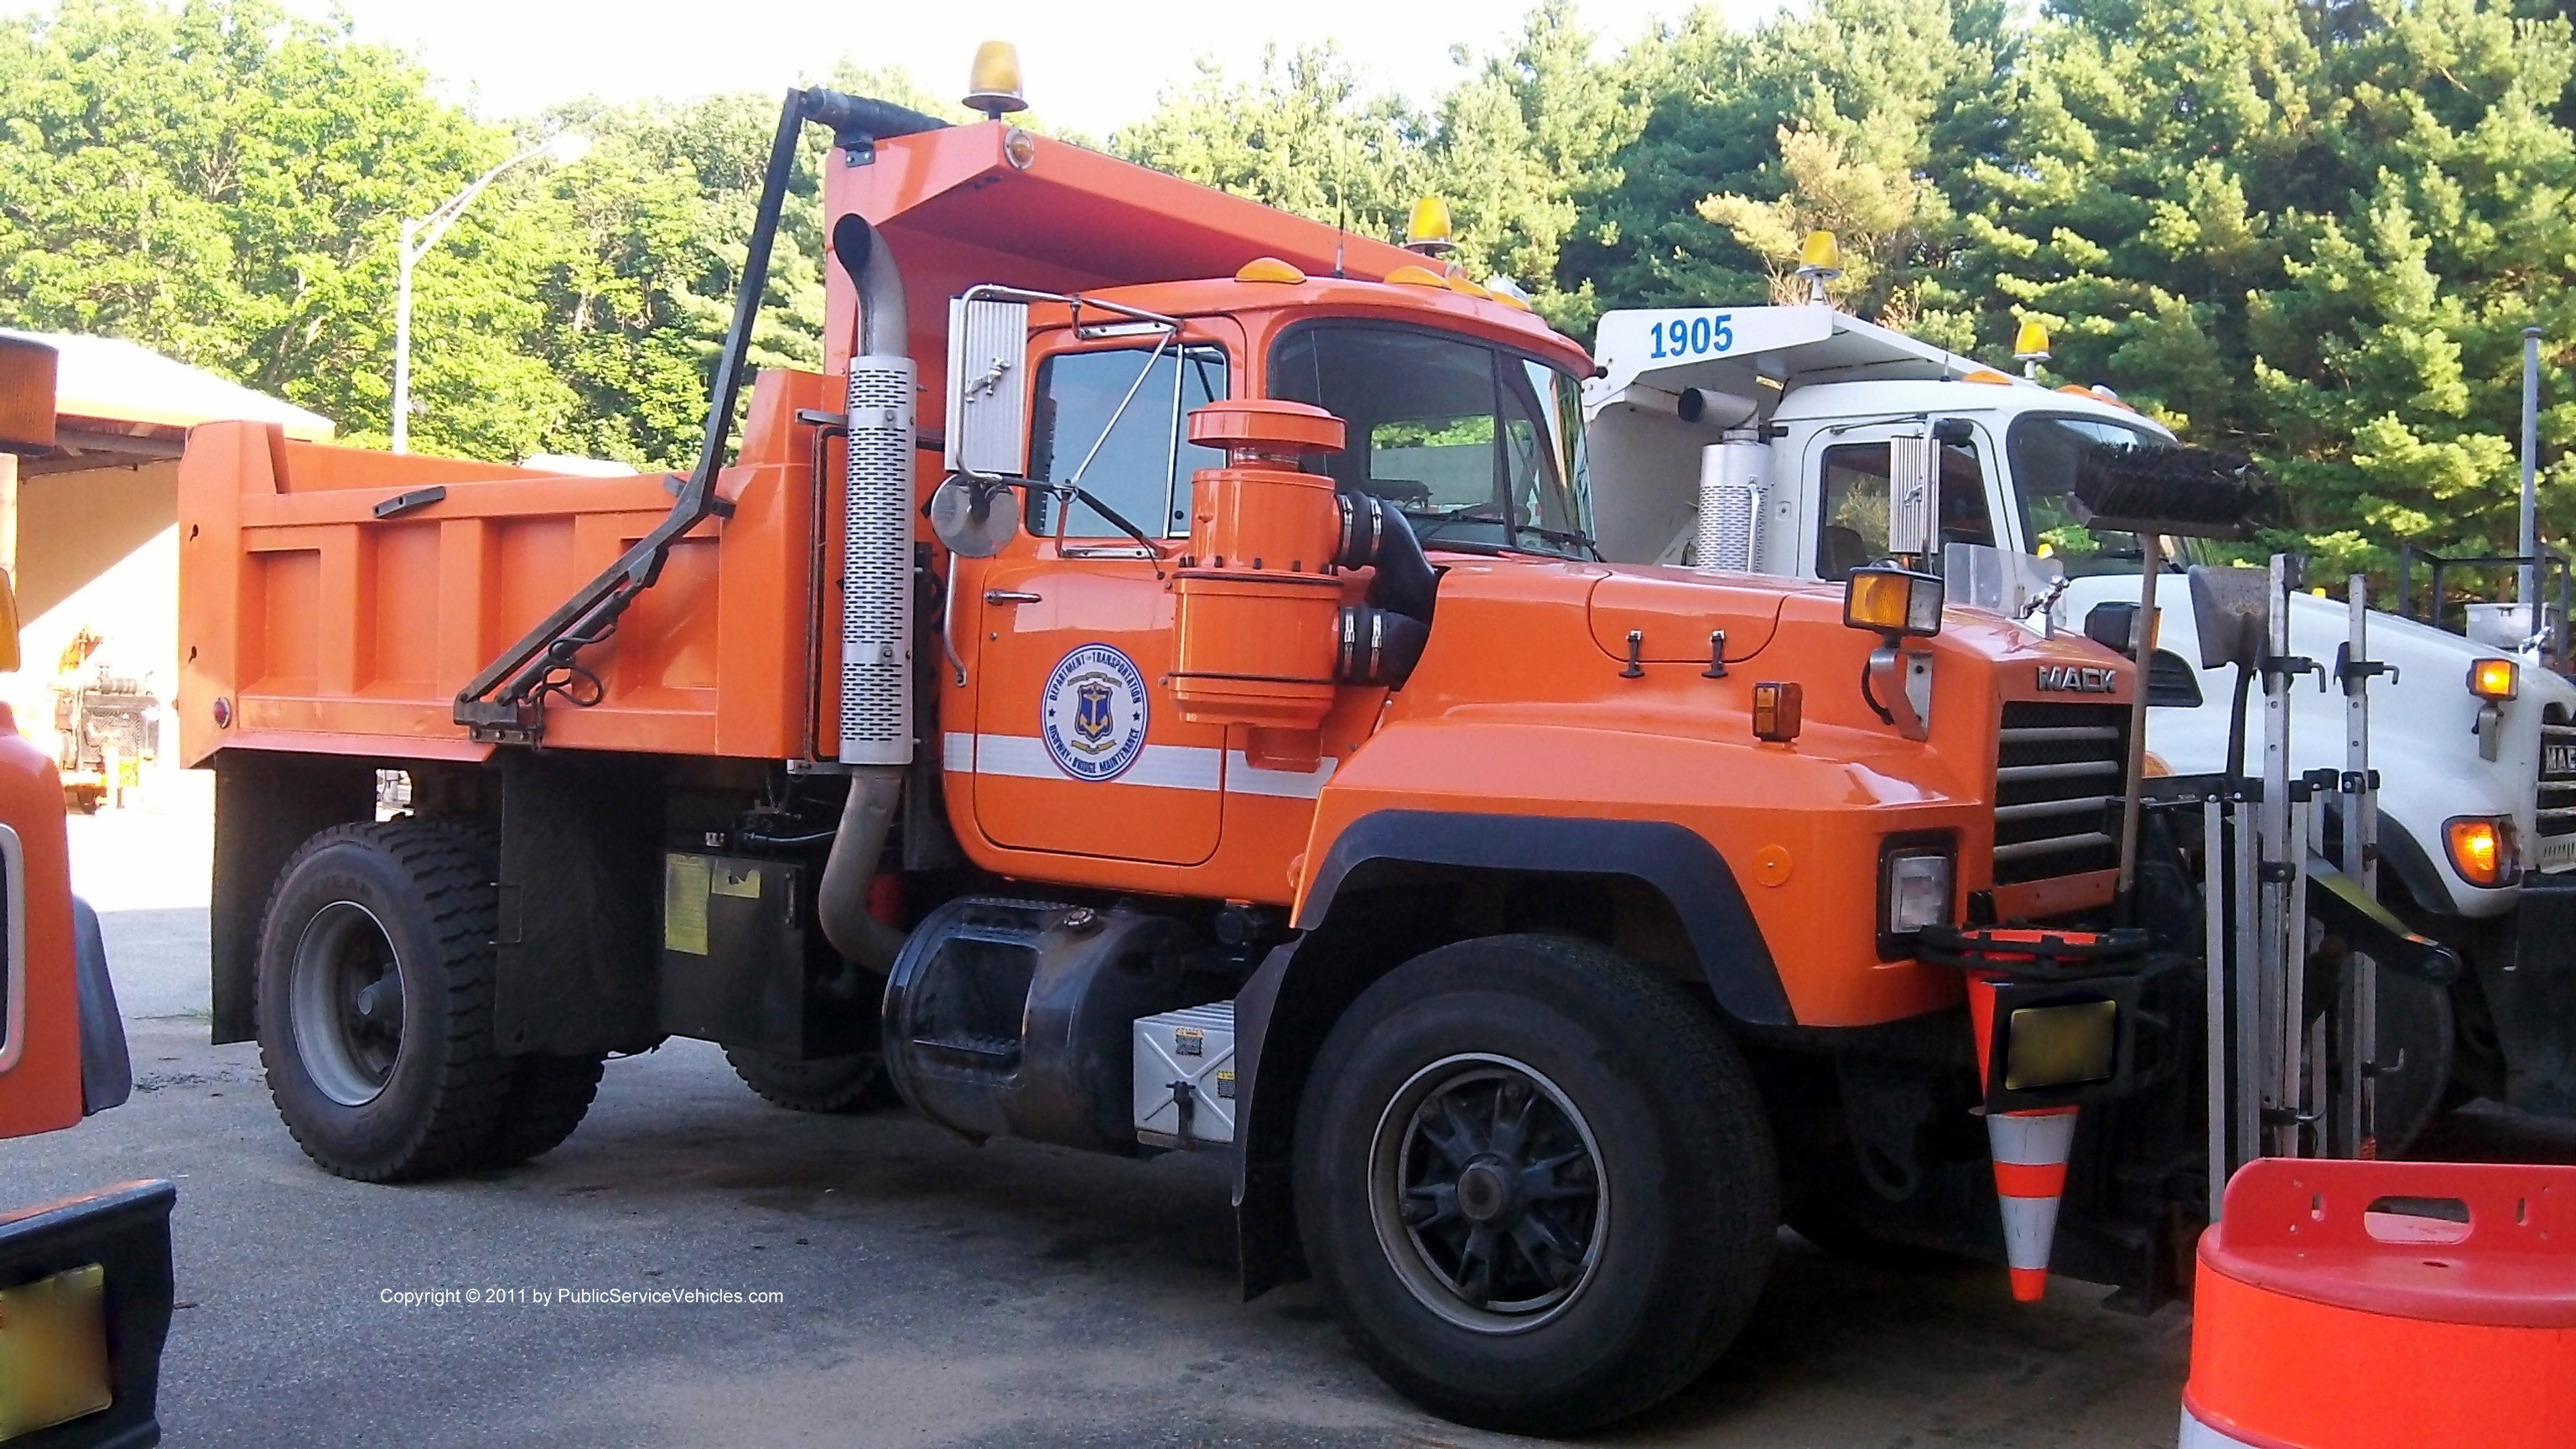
[256,822,512,1182]
[1293,934,1778,1435]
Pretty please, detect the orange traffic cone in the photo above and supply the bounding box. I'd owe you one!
[1967,973,2078,1303]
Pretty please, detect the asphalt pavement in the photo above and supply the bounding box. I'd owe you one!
[14,798,2558,1447]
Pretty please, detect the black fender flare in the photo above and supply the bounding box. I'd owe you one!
[1296,810,1788,1023]
[1228,809,1788,1296]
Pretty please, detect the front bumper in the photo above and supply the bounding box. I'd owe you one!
[0,1181,174,1449]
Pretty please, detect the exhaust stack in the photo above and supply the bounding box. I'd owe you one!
[818,214,918,973]
[835,215,917,767]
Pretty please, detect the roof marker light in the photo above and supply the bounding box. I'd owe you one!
[1235,257,1306,284]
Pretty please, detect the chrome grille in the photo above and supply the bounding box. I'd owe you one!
[2541,706,2576,839]
[1994,702,2127,885]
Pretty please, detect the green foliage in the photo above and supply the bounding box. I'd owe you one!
[4,0,2573,582]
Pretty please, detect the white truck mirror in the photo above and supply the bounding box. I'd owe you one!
[1888,434,1939,559]
[944,296,1030,477]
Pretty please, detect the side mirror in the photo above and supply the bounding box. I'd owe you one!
[943,296,1030,478]
[1887,434,1939,558]
[0,566,19,674]
[2187,564,2270,671]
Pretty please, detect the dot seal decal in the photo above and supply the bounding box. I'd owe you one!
[1041,643,1150,782]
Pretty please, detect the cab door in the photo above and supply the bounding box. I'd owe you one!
[966,327,1238,865]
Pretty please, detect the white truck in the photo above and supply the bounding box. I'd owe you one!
[1584,301,2576,1140]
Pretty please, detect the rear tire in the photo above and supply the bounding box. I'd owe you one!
[723,1047,891,1114]
[1293,934,1778,1435]
[256,821,512,1182]
[480,1054,606,1166]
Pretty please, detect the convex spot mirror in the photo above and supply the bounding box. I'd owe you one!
[944,295,1031,479]
[927,475,1021,558]
[2187,564,2270,671]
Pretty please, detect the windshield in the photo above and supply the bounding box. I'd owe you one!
[1268,322,1594,558]
[2009,413,2205,574]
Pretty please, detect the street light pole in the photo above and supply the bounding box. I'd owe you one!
[390,132,590,453]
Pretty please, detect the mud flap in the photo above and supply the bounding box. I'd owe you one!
[70,897,130,1115]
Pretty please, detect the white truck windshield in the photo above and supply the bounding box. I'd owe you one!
[2011,413,2201,574]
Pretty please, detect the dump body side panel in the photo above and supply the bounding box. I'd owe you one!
[177,371,834,766]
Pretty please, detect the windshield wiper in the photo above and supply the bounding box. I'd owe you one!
[1405,504,1596,559]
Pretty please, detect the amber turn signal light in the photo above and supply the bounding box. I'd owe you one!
[1752,681,1803,743]
[2444,815,2517,889]
[2469,657,2519,702]
[1843,566,1944,638]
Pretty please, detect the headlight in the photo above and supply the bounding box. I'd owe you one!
[1844,566,1944,637]
[2444,815,2518,889]
[1883,845,1955,937]
[2469,657,2520,701]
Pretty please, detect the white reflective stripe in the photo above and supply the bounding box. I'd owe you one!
[2178,1405,2262,1449]
[1120,742,1225,792]
[951,733,1336,799]
[1224,751,1336,799]
[964,733,1223,792]
[1998,1192,2062,1271]
[974,733,1060,780]
[1987,1109,2080,1167]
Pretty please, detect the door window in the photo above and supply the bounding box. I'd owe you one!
[1026,344,1229,538]
[1813,438,1994,579]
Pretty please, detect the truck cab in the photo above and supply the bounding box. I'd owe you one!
[1585,300,2576,1129]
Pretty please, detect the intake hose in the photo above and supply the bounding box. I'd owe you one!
[1336,493,1438,622]
[1333,494,1437,688]
[818,208,916,974]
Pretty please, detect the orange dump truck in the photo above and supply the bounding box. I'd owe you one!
[177,86,2202,1431]
[1,335,174,1448]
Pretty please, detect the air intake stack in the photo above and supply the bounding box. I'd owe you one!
[1169,401,1349,752]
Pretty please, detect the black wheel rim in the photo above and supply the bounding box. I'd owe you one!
[289,901,406,1107]
[1368,1052,1609,1333]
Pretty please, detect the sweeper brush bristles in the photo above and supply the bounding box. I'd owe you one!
[2068,441,2276,540]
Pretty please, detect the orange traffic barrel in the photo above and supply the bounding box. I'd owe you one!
[2183,1158,2576,1448]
